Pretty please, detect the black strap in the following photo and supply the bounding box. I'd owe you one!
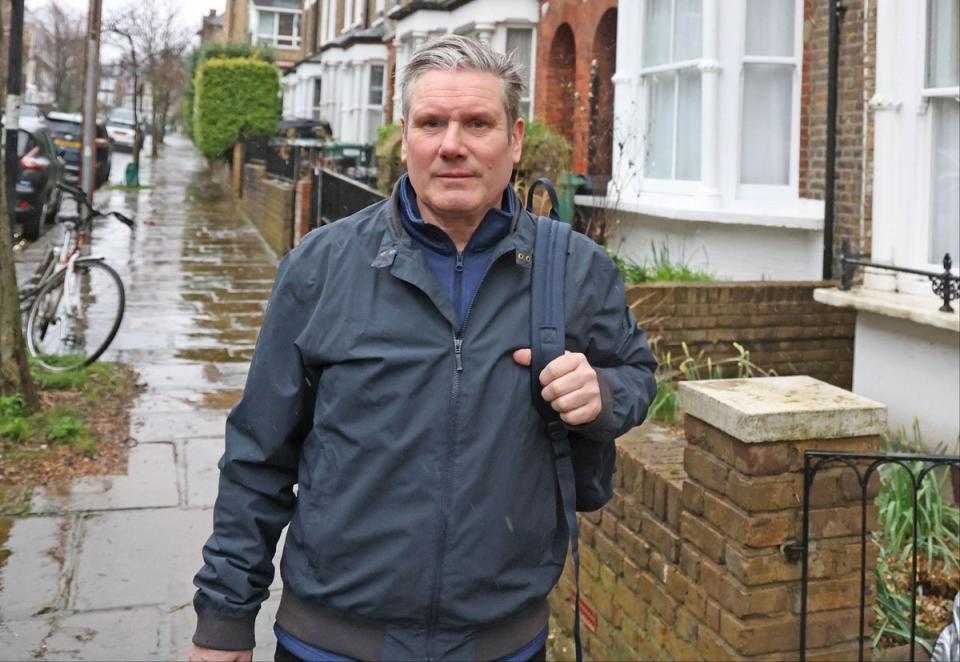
[530,217,582,662]
[526,178,562,222]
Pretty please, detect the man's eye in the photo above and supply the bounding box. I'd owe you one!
[423,119,442,128]
[470,119,488,129]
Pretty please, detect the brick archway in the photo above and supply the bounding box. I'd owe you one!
[546,23,576,145]
[588,8,617,184]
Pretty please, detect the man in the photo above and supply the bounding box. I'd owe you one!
[191,35,657,662]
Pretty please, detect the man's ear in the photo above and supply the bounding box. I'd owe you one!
[400,117,408,165]
[511,117,525,164]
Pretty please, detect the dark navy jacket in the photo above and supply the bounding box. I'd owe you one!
[192,182,658,660]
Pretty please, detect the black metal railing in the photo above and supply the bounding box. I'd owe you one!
[797,450,960,661]
[244,134,270,165]
[311,167,385,229]
[840,238,959,313]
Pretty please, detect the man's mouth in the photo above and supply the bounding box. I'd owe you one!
[436,172,475,178]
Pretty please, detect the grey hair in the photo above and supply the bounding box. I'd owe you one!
[400,34,526,129]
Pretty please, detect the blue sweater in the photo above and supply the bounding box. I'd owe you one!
[398,174,515,329]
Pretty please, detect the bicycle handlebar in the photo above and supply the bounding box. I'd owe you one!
[56,182,135,229]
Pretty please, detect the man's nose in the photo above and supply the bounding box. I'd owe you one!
[438,122,466,158]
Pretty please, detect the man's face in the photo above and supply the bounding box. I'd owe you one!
[401,69,524,223]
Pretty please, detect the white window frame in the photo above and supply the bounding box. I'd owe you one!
[503,25,537,120]
[736,0,804,201]
[919,0,960,272]
[256,8,301,49]
[312,77,323,121]
[637,0,705,195]
[352,0,365,28]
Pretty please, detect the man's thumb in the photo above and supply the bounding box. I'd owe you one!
[513,348,532,366]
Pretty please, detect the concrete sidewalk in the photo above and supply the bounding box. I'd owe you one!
[2,137,283,660]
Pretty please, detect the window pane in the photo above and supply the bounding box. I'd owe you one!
[676,69,701,180]
[745,0,795,57]
[645,72,675,178]
[930,98,960,263]
[741,64,793,185]
[506,28,533,89]
[519,99,531,120]
[674,0,702,61]
[258,11,276,36]
[368,109,384,144]
[278,13,295,37]
[643,0,671,67]
[314,78,322,107]
[369,65,385,105]
[926,0,960,88]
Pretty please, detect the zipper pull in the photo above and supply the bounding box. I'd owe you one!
[454,337,463,371]
[455,252,464,272]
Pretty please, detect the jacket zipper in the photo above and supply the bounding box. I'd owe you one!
[426,247,509,657]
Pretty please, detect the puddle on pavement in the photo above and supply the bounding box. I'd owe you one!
[175,348,245,363]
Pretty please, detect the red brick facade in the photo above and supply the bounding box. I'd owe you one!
[534,0,617,176]
[800,0,876,273]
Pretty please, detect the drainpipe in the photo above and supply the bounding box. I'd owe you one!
[823,0,847,279]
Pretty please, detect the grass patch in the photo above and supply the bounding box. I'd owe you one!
[610,242,714,285]
[0,361,141,491]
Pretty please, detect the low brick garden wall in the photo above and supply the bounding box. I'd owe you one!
[627,282,857,389]
[548,377,885,661]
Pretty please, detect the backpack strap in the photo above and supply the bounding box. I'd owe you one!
[530,216,583,662]
[526,177,562,222]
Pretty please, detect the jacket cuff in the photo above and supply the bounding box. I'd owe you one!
[564,368,618,440]
[193,607,258,651]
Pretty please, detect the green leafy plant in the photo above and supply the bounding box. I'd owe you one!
[516,120,573,186]
[610,242,713,284]
[375,123,404,195]
[193,57,280,158]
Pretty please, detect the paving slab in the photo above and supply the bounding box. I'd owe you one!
[71,508,212,611]
[35,606,177,661]
[0,618,51,659]
[31,444,179,513]
[130,410,227,443]
[135,362,249,391]
[184,439,225,507]
[0,516,68,620]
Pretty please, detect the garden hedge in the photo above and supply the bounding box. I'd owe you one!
[193,57,280,158]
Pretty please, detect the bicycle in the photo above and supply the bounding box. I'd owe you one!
[18,181,134,372]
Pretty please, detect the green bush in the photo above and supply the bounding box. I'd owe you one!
[193,57,280,159]
[517,120,573,185]
[184,42,275,141]
[375,123,404,195]
[610,243,714,284]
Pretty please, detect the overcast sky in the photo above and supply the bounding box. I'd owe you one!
[25,0,225,59]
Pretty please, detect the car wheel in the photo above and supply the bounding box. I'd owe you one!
[22,210,41,241]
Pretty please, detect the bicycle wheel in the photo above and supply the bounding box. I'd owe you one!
[26,258,125,372]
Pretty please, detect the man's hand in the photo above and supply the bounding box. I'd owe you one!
[513,349,602,426]
[189,645,253,662]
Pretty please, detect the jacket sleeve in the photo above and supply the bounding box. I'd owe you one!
[192,252,318,651]
[565,239,658,441]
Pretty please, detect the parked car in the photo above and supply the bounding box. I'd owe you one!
[44,111,111,189]
[14,127,66,240]
[106,107,143,152]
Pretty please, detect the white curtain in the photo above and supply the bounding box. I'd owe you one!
[643,0,671,67]
[741,65,793,185]
[745,0,795,57]
[645,72,675,178]
[676,69,701,180]
[506,28,533,117]
[674,0,702,61]
[926,0,960,88]
[930,98,960,264]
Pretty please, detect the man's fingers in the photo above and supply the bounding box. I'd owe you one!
[512,348,532,366]
[538,351,579,386]
[548,386,595,415]
[560,401,602,427]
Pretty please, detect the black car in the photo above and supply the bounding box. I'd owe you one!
[15,126,66,240]
[45,112,111,189]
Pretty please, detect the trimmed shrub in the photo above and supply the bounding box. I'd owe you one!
[183,43,275,141]
[193,57,280,159]
[375,123,404,195]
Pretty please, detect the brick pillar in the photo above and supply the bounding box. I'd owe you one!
[678,376,886,660]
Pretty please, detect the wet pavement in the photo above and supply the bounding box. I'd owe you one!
[2,136,283,659]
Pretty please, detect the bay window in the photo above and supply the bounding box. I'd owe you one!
[640,0,702,181]
[257,9,300,48]
[367,64,386,143]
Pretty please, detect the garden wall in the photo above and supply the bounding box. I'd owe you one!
[627,281,857,389]
[240,164,294,257]
[548,377,885,661]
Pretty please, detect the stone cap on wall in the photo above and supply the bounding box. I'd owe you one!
[678,375,887,443]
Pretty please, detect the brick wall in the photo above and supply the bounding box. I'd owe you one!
[800,0,877,274]
[627,282,857,389]
[534,0,617,176]
[548,378,883,660]
[240,164,295,257]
